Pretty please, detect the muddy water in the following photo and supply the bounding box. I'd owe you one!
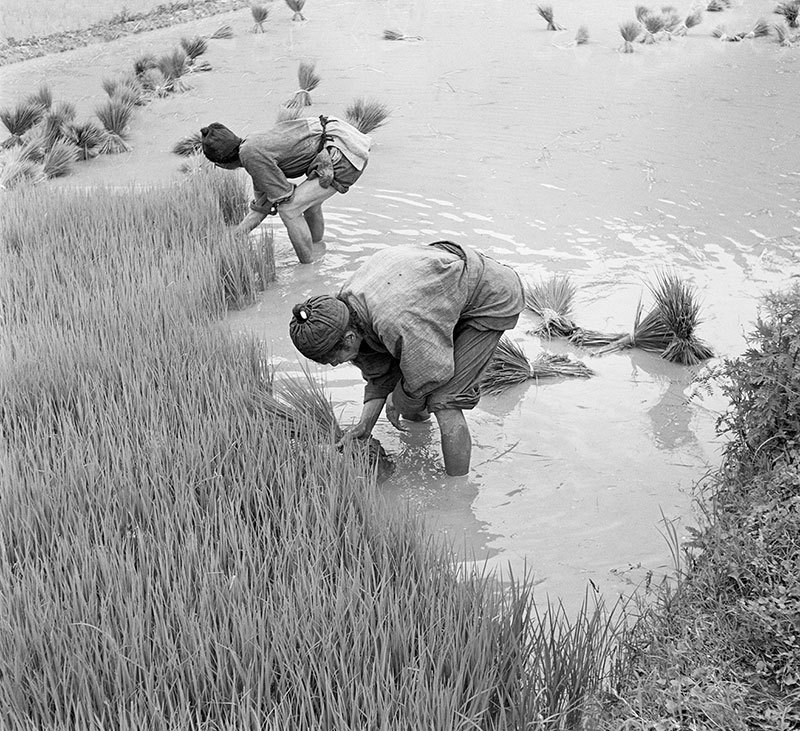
[2,0,798,611]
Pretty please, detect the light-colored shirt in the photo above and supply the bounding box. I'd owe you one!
[339,242,524,403]
[238,116,371,211]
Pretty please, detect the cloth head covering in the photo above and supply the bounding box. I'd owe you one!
[200,122,243,164]
[289,296,350,361]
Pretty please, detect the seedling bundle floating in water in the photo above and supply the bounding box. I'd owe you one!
[599,271,714,365]
[289,61,320,107]
[251,3,270,32]
[523,274,579,338]
[343,97,390,135]
[481,337,594,395]
[536,4,565,30]
[712,18,771,41]
[285,0,307,21]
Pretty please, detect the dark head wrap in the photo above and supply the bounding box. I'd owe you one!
[200,122,243,164]
[289,296,350,361]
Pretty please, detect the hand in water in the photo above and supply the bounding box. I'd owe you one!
[335,422,369,449]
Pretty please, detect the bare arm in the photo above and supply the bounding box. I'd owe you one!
[235,210,268,236]
[336,398,385,446]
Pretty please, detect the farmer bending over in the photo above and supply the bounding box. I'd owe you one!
[200,116,371,264]
[288,242,524,476]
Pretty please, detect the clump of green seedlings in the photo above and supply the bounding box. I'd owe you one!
[0,181,631,729]
[209,23,234,39]
[95,97,135,154]
[343,97,390,134]
[481,337,594,395]
[672,9,704,35]
[640,11,667,42]
[524,274,579,338]
[620,20,643,51]
[773,19,800,43]
[157,48,191,92]
[712,18,771,40]
[285,0,307,21]
[706,0,732,10]
[775,0,800,27]
[251,3,270,32]
[599,271,714,364]
[102,75,147,106]
[383,28,424,40]
[172,131,203,156]
[290,60,320,107]
[180,35,212,72]
[66,120,106,160]
[0,100,46,148]
[537,3,566,30]
[575,24,590,43]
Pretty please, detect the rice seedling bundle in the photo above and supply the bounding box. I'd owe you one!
[635,5,652,21]
[65,120,105,160]
[714,18,771,40]
[285,0,307,21]
[673,10,703,35]
[180,35,208,60]
[343,97,390,134]
[619,20,642,51]
[95,97,135,154]
[0,147,46,190]
[706,0,732,10]
[599,272,713,364]
[290,60,320,107]
[171,131,203,156]
[481,337,594,394]
[102,76,147,106]
[382,28,423,40]
[640,12,667,41]
[209,24,234,39]
[0,101,46,148]
[25,83,52,110]
[523,274,578,338]
[137,68,169,97]
[575,25,590,44]
[536,4,566,30]
[776,0,800,27]
[40,100,77,147]
[157,49,191,92]
[773,20,800,43]
[41,139,80,178]
[568,326,629,348]
[133,52,158,76]
[251,3,270,32]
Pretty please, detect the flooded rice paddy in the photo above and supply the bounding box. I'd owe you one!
[2,0,798,611]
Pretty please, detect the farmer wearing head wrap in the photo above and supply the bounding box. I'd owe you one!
[200,116,371,264]
[289,242,525,476]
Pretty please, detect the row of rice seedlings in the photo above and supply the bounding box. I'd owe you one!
[343,97,390,134]
[712,18,771,41]
[598,271,714,364]
[285,0,307,21]
[537,4,566,30]
[251,2,270,32]
[0,184,630,729]
[288,60,320,106]
[775,0,800,27]
[481,337,594,395]
[178,154,253,228]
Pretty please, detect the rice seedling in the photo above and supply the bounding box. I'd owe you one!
[383,28,424,40]
[180,35,208,60]
[102,76,147,106]
[706,0,731,10]
[209,23,234,39]
[343,97,390,134]
[251,3,270,32]
[661,7,682,32]
[672,10,703,35]
[0,147,46,190]
[481,337,594,395]
[285,0,307,21]
[289,60,320,106]
[0,101,46,148]
[171,131,203,156]
[40,101,77,148]
[41,139,80,178]
[713,18,771,40]
[65,120,105,160]
[599,272,714,364]
[95,97,135,154]
[133,52,158,76]
[620,20,642,51]
[776,0,800,27]
[773,20,800,43]
[640,12,667,42]
[523,274,578,338]
[536,4,566,30]
[137,68,169,97]
[276,100,304,122]
[25,83,52,110]
[157,49,191,92]
[635,5,652,22]
[575,24,590,44]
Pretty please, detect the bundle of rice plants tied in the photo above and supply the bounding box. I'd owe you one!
[25,84,53,110]
[567,326,628,348]
[383,28,423,40]
[172,131,203,156]
[40,101,77,148]
[285,0,307,21]
[635,5,652,22]
[133,53,158,77]
[661,6,682,32]
[209,24,234,39]
[65,120,105,160]
[102,76,147,106]
[619,20,642,51]
[598,272,713,364]
[640,12,667,42]
[157,49,191,92]
[180,35,208,61]
[289,60,320,107]
[714,18,771,40]
[276,101,304,122]
[523,274,578,338]
[536,4,565,30]
[672,10,703,35]
[0,101,47,148]
[251,3,270,32]
[138,68,169,97]
[343,97,390,134]
[0,147,46,190]
[480,337,593,395]
[773,21,800,44]
[42,139,80,178]
[706,0,731,10]
[775,0,800,28]
[95,97,135,154]
[575,25,590,44]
